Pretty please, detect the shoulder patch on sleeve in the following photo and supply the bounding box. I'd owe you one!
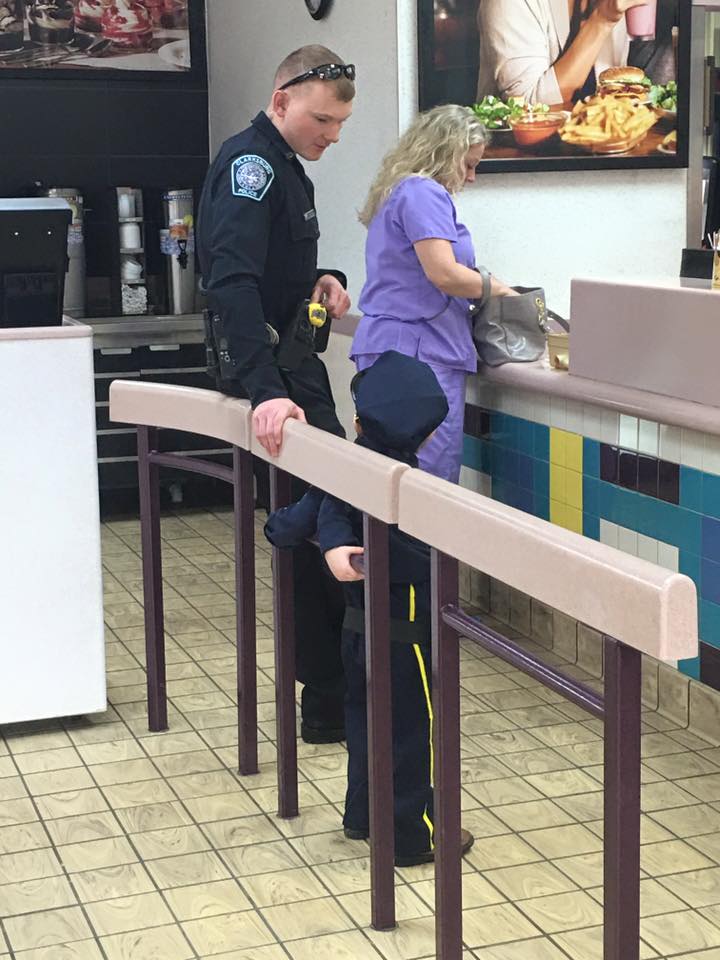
[231,155,274,201]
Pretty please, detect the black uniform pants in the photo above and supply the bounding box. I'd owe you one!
[342,626,434,857]
[220,354,347,728]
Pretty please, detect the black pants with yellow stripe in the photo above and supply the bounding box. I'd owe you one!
[341,625,434,857]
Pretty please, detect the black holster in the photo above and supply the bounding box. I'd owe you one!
[274,298,332,372]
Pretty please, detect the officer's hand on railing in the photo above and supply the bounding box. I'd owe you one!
[253,398,307,457]
[312,274,351,319]
[324,546,365,582]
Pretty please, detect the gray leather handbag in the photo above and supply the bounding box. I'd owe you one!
[469,266,567,367]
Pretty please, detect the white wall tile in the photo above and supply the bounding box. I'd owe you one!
[533,394,551,426]
[705,434,720,476]
[637,534,659,564]
[582,404,604,442]
[617,526,639,556]
[657,541,680,572]
[619,415,639,451]
[638,420,659,457]
[601,410,619,445]
[515,391,535,422]
[550,397,567,429]
[460,465,492,497]
[565,400,584,436]
[599,519,619,549]
[681,428,705,470]
[658,424,682,463]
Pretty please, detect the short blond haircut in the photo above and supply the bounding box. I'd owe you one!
[359,105,487,226]
[274,45,355,102]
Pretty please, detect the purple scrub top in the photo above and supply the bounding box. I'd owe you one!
[351,175,478,373]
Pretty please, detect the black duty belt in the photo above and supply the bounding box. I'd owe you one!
[343,606,429,645]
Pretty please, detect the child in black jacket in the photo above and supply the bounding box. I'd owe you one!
[265,350,474,866]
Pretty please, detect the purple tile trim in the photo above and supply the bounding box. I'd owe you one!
[600,445,619,484]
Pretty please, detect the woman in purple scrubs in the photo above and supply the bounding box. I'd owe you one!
[352,104,516,483]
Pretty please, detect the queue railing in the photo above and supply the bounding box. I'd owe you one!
[109,379,698,960]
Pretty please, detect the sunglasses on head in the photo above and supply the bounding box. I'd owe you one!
[279,62,356,91]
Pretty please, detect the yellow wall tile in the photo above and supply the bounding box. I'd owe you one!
[550,429,566,467]
[566,470,583,510]
[550,500,566,527]
[550,464,566,504]
[565,507,584,534]
[565,433,583,474]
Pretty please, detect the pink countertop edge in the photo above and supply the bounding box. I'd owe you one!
[335,313,720,436]
[0,318,91,343]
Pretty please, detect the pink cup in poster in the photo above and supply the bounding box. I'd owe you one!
[625,0,657,41]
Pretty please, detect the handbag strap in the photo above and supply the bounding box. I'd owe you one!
[546,309,570,332]
[473,266,493,307]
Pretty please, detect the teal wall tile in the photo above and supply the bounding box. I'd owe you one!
[681,466,703,513]
[703,473,720,519]
[679,657,700,678]
[517,418,535,456]
[533,423,550,461]
[584,514,600,540]
[583,477,600,518]
[700,599,720,647]
[535,495,550,521]
[534,459,550,499]
[583,438,600,477]
[463,434,484,472]
[680,552,701,588]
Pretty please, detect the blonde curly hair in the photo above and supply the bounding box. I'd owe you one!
[359,105,487,227]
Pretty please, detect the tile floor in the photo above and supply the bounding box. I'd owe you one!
[2,508,720,959]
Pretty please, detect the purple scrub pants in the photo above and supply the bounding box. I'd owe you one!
[354,353,467,484]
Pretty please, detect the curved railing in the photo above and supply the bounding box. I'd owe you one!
[109,379,697,960]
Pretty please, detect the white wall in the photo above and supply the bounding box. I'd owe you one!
[207,0,688,326]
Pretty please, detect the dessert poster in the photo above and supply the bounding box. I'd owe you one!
[0,0,192,72]
[419,0,689,170]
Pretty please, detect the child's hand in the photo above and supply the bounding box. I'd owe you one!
[324,546,365,581]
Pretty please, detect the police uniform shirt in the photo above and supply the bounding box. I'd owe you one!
[197,111,321,407]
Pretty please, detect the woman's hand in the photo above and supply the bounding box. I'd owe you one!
[594,0,647,24]
[324,546,365,581]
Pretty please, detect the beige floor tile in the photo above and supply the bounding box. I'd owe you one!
[0,820,49,854]
[35,788,109,821]
[273,804,343,838]
[491,799,575,833]
[45,811,123,846]
[473,939,573,960]
[202,814,284,849]
[164,878,252,920]
[145,849,231,889]
[520,824,603,860]
[89,758,159,788]
[641,908,720,954]
[466,833,544,871]
[168,770,242,800]
[100,923,194,960]
[645,751,719,780]
[19,769,93,799]
[4,906,92,952]
[101,779,177,809]
[151,749,223,779]
[84,891,174,935]
[676,775,720,803]
[260,897,352,941]
[363,915,438,960]
[289,830,371,866]
[5,729,73,755]
[515,889,603,933]
[14,747,82,775]
[182,791,263,823]
[0,776,28,801]
[554,792,603,823]
[223,839,305,877]
[650,802,720,838]
[241,865,329,906]
[0,796,37,827]
[483,860,578,901]
[463,902,542,948]
[58,836,138,873]
[0,847,61,884]
[587,876,688,917]
[253,780,329,810]
[688,833,720,865]
[10,940,103,959]
[66,723,134,747]
[139,731,208,756]
[182,909,275,955]
[552,852,605,888]
[641,779,701,811]
[310,856,372,896]
[461,755,516,784]
[464,776,544,808]
[411,871,505,910]
[286,930,383,960]
[641,839,715,877]
[523,768,602,798]
[337,885,432,927]
[551,925,657,960]
[0,874,77,915]
[71,862,155,903]
[659,866,720,907]
[75,740,145,766]
[131,824,211,860]
[114,800,192,834]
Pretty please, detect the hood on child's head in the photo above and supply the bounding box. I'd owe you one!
[353,350,449,456]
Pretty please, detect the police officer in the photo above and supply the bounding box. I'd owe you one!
[197,45,356,743]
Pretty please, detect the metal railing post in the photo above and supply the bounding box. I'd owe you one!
[363,514,396,930]
[603,636,642,960]
[137,425,167,731]
[234,446,258,776]
[432,549,462,960]
[270,465,299,818]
